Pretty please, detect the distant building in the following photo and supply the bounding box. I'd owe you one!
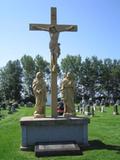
[46,92,51,106]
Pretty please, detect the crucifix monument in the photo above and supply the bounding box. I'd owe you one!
[30,7,77,117]
[20,7,90,152]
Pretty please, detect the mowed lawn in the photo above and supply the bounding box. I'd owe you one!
[0,106,120,160]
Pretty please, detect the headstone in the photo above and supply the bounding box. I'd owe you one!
[26,102,33,107]
[113,104,119,115]
[8,103,12,114]
[11,105,16,112]
[95,99,100,111]
[77,103,80,112]
[80,97,86,114]
[20,101,25,107]
[100,98,105,112]
[101,105,105,112]
[85,105,91,116]
[85,98,93,116]
[113,99,120,115]
[1,103,6,110]
[93,103,96,111]
[0,106,2,118]
[110,98,114,106]
[91,106,95,117]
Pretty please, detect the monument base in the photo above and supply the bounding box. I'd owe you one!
[20,116,90,151]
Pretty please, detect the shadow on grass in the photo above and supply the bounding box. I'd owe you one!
[83,140,120,154]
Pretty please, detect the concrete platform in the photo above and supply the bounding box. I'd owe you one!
[35,142,82,157]
[20,116,90,151]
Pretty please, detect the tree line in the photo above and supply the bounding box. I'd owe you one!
[0,54,120,103]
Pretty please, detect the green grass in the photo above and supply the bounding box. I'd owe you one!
[0,106,120,160]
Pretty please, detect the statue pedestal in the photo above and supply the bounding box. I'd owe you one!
[20,116,90,151]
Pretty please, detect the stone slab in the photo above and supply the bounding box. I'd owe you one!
[35,142,82,157]
[20,116,89,126]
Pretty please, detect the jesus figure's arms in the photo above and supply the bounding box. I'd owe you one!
[29,24,50,31]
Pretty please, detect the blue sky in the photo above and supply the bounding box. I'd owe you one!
[0,0,120,67]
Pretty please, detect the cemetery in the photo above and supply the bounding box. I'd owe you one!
[0,105,120,159]
[0,2,120,160]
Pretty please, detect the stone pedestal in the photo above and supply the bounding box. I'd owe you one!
[20,116,90,151]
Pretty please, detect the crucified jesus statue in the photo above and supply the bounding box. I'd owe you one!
[30,7,77,117]
[33,24,75,72]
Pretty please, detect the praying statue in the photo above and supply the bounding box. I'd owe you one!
[32,72,47,118]
[61,72,76,117]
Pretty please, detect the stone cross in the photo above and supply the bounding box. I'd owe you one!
[30,7,77,117]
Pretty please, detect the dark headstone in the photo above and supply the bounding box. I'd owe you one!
[91,107,95,117]
[26,102,33,107]
[1,103,6,110]
[8,105,12,114]
[85,105,91,116]
[113,104,119,115]
[20,101,25,107]
[35,142,82,157]
[0,107,2,117]
[11,105,16,112]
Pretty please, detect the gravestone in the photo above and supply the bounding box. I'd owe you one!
[113,104,119,115]
[113,99,119,115]
[100,98,105,112]
[0,106,2,118]
[91,106,95,117]
[85,105,91,116]
[8,103,12,114]
[11,105,16,112]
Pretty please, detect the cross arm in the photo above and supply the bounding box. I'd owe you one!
[56,25,78,32]
[29,24,51,31]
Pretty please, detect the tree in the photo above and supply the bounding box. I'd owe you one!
[109,59,120,99]
[0,60,23,101]
[80,56,104,98]
[35,54,53,93]
[0,68,9,101]
[21,55,35,96]
[100,58,113,97]
[61,55,82,80]
[34,55,50,74]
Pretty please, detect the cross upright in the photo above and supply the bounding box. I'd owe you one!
[30,7,78,117]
